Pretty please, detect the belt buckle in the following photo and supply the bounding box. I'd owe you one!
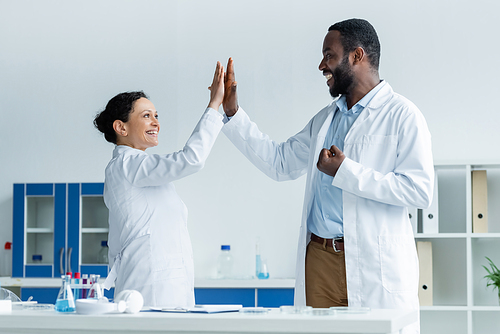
[332,237,343,253]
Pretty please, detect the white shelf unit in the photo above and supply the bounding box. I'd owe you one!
[415,164,500,334]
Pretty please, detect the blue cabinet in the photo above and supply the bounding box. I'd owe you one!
[68,183,109,277]
[194,288,294,308]
[13,183,109,278]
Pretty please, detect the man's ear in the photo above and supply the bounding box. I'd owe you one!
[113,120,127,137]
[352,47,366,65]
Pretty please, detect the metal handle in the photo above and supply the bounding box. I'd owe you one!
[67,247,73,274]
[59,248,64,274]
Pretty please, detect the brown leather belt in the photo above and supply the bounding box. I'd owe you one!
[310,233,344,252]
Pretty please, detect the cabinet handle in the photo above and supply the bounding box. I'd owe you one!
[59,248,64,274]
[67,247,73,274]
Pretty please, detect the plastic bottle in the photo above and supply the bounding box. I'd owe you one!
[55,274,75,312]
[216,245,233,279]
[2,242,12,277]
[97,241,108,264]
[114,290,144,314]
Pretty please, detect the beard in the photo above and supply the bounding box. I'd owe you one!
[329,55,355,98]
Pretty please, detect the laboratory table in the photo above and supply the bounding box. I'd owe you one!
[0,308,417,334]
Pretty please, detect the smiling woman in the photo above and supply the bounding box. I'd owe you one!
[92,62,226,308]
[113,97,161,151]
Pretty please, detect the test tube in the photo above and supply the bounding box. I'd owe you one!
[82,274,88,298]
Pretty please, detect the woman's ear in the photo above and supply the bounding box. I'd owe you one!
[113,120,127,137]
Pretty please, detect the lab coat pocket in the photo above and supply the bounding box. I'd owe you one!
[152,253,186,281]
[378,235,417,293]
[360,135,397,173]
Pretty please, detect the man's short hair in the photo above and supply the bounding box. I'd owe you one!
[329,19,381,70]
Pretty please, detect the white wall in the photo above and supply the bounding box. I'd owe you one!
[1,0,499,279]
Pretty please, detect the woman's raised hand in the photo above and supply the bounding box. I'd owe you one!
[208,61,225,110]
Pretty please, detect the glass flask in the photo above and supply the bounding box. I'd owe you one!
[88,274,103,299]
[55,274,75,312]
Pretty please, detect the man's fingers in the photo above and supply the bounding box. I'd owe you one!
[319,148,331,160]
[330,145,341,156]
[226,57,235,82]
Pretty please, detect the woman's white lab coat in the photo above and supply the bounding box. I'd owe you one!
[103,108,223,308]
[222,82,433,333]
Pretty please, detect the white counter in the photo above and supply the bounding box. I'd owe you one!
[0,308,417,334]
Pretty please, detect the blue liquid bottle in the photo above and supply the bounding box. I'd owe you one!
[55,275,75,312]
[256,238,269,279]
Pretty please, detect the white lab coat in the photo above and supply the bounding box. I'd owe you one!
[103,108,224,308]
[222,82,433,334]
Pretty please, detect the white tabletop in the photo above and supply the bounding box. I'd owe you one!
[0,308,417,334]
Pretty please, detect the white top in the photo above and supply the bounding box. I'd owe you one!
[103,108,224,308]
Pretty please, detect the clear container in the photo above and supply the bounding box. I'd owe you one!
[303,308,334,316]
[2,242,12,276]
[87,274,103,299]
[280,305,312,314]
[216,245,233,279]
[97,240,109,264]
[239,307,269,314]
[55,275,75,312]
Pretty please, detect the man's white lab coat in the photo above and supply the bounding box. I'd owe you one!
[222,82,433,334]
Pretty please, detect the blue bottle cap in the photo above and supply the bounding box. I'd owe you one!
[32,254,42,261]
[221,245,230,250]
[101,240,108,247]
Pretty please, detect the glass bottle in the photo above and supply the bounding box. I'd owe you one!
[97,240,108,264]
[216,245,233,279]
[55,274,75,312]
[255,238,261,278]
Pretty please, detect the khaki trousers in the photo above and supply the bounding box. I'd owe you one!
[305,240,348,308]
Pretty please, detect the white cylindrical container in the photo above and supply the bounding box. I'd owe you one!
[114,290,144,314]
[216,245,233,279]
[2,242,12,277]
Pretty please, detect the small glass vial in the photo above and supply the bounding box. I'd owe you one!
[55,275,75,312]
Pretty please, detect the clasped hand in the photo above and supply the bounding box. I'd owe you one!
[317,145,345,177]
[208,58,239,116]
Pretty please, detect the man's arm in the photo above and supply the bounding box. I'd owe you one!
[317,110,434,209]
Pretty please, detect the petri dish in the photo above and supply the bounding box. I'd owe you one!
[280,305,312,314]
[303,308,334,316]
[239,307,269,314]
[331,307,371,314]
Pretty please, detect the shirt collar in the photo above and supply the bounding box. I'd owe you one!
[335,80,386,115]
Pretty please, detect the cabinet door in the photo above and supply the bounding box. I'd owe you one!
[68,183,109,277]
[13,183,66,278]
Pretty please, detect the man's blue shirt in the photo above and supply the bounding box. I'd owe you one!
[307,81,386,238]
